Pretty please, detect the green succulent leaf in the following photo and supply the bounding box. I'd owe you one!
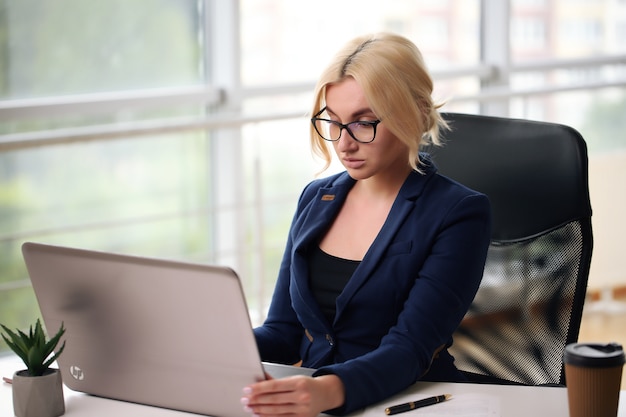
[0,319,66,377]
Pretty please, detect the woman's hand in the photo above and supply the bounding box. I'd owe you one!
[241,374,345,417]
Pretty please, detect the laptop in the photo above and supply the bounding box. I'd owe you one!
[21,241,312,417]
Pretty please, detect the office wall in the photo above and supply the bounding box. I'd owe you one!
[588,151,626,291]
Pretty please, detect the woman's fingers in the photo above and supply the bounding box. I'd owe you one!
[242,374,343,417]
[242,376,313,417]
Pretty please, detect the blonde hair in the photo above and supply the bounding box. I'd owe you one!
[310,32,447,173]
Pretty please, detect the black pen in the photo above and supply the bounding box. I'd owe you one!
[384,394,451,415]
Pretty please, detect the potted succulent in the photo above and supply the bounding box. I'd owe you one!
[1,319,66,417]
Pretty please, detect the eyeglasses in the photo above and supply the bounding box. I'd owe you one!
[311,107,381,143]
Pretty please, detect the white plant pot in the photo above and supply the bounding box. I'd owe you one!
[12,368,65,417]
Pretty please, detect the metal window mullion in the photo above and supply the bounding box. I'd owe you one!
[3,75,626,152]
[480,0,512,116]
[204,0,247,273]
[0,85,222,122]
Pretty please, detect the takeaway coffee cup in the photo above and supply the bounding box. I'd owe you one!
[563,342,625,417]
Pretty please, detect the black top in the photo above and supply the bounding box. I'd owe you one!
[308,246,360,324]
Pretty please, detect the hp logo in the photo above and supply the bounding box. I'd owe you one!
[69,365,85,381]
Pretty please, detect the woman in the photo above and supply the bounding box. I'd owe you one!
[241,32,491,417]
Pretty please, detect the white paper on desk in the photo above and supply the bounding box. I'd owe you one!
[411,394,500,416]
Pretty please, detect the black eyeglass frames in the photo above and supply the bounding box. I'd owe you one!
[311,107,381,143]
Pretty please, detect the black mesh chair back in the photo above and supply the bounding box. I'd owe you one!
[428,113,593,386]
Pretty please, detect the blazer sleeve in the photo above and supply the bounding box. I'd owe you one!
[253,179,321,364]
[314,191,491,414]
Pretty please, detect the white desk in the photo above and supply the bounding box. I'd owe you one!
[1,354,624,417]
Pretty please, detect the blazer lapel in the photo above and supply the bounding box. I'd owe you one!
[291,174,355,256]
[287,163,437,327]
[289,174,354,321]
[334,169,434,321]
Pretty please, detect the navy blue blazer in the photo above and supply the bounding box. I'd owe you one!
[254,157,491,414]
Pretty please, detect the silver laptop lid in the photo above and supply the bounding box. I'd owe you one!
[22,241,266,417]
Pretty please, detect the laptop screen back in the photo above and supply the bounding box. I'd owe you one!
[22,241,266,417]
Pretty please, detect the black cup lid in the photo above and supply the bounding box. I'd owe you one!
[563,342,625,367]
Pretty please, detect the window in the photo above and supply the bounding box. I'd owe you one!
[512,17,547,49]
[1,0,210,342]
[1,0,624,353]
[560,19,603,47]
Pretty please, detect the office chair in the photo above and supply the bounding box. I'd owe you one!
[428,113,593,386]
